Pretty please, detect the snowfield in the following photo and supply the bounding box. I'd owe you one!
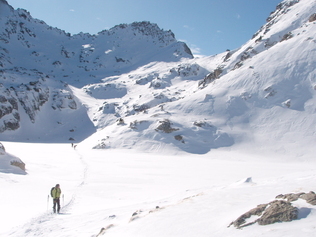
[1,142,316,237]
[1,0,316,236]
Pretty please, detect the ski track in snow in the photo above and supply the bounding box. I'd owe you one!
[4,146,89,237]
[1,0,316,235]
[4,145,208,237]
[1,143,316,237]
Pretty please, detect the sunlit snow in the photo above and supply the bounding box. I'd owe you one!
[1,0,316,236]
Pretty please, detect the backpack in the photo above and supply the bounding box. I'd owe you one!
[50,187,55,197]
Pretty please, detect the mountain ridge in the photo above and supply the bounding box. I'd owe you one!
[0,1,192,141]
[0,0,315,158]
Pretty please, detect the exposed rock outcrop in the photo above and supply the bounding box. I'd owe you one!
[10,159,25,171]
[229,191,315,229]
[308,13,316,22]
[198,67,223,88]
[155,119,179,133]
[0,142,26,172]
[277,191,316,205]
[257,200,298,225]
[228,200,297,228]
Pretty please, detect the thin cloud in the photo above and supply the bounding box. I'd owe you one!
[190,45,202,56]
[183,25,194,31]
[69,9,75,12]
[189,44,204,57]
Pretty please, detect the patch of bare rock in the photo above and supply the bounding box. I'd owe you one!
[0,142,26,172]
[228,191,316,229]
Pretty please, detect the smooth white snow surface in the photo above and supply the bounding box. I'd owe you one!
[1,0,316,235]
[1,142,316,237]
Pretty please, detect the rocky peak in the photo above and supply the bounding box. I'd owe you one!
[0,0,10,6]
[130,21,176,42]
[97,21,180,49]
[0,0,13,16]
[0,3,193,140]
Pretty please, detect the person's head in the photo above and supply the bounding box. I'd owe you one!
[56,184,60,188]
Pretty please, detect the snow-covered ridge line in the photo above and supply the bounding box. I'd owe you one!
[0,0,315,159]
[200,0,316,87]
[0,1,192,139]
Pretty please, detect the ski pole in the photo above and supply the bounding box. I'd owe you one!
[62,194,64,208]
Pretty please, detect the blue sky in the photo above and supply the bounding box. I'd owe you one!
[8,0,282,56]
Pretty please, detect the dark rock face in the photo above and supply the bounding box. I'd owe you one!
[155,119,179,133]
[229,191,315,229]
[228,200,297,228]
[198,67,223,88]
[0,90,20,132]
[0,77,50,131]
[280,32,293,42]
[12,82,50,123]
[300,192,316,205]
[277,191,316,205]
[257,200,298,225]
[3,119,20,131]
[229,204,268,228]
[308,13,316,22]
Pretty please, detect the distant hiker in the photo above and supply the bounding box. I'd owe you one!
[52,184,61,213]
[71,143,74,147]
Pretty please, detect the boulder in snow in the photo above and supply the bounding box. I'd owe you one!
[308,13,316,22]
[155,119,179,133]
[229,200,298,228]
[0,142,26,173]
[277,191,316,205]
[229,191,316,229]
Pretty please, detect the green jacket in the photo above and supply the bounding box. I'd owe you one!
[52,187,61,199]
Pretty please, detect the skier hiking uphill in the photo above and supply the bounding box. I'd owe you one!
[51,184,61,213]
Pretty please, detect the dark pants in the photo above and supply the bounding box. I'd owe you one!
[53,198,60,213]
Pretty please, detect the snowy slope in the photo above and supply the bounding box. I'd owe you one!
[0,0,192,141]
[0,0,315,153]
[1,0,316,236]
[1,142,316,237]
[78,0,316,158]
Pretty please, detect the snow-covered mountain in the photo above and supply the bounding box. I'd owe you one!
[1,1,316,236]
[0,0,192,142]
[1,0,316,158]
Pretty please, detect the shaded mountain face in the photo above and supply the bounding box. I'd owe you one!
[0,0,315,157]
[0,1,192,142]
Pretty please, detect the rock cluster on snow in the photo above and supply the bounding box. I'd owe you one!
[229,191,316,229]
[198,67,223,88]
[276,191,316,205]
[308,13,316,22]
[155,119,179,133]
[0,142,26,172]
[0,142,5,155]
